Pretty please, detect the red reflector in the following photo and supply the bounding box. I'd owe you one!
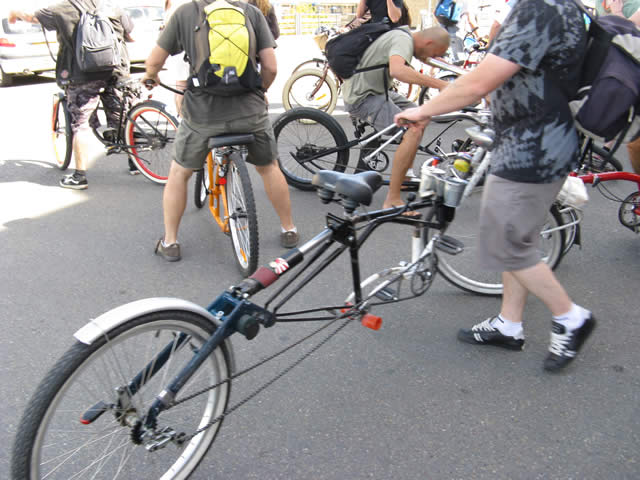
[361,313,382,330]
[80,419,91,425]
[0,38,16,47]
[219,178,227,185]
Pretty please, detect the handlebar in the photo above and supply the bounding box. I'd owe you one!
[426,58,467,77]
[431,109,491,125]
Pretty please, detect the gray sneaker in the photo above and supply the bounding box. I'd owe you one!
[280,230,299,249]
[155,238,181,262]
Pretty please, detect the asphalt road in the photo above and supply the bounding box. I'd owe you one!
[1,36,639,480]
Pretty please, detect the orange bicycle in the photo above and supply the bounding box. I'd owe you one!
[193,134,259,277]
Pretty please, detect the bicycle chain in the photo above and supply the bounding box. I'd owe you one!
[160,313,355,443]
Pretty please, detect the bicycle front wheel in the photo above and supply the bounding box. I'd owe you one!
[274,107,349,190]
[225,153,259,277]
[125,100,179,185]
[282,68,339,113]
[437,189,566,296]
[52,93,73,170]
[11,310,232,480]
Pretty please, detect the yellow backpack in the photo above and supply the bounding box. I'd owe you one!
[191,0,263,95]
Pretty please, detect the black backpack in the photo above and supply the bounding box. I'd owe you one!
[570,3,640,144]
[325,23,409,80]
[69,0,121,73]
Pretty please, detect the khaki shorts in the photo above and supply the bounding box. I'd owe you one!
[174,111,277,170]
[344,91,416,132]
[478,174,565,272]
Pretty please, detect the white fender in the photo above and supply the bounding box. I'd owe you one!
[73,297,236,372]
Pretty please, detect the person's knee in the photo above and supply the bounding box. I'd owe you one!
[627,137,640,174]
[254,159,278,177]
[169,160,194,182]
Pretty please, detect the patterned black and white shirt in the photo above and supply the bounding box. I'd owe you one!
[488,0,587,183]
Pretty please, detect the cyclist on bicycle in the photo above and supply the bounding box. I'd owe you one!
[342,26,450,213]
[9,1,134,190]
[143,0,299,262]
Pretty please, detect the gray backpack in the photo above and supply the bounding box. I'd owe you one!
[70,0,121,73]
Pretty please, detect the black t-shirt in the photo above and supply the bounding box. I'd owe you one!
[366,0,403,26]
[35,0,132,86]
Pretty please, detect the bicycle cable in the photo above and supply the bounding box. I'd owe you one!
[161,312,356,441]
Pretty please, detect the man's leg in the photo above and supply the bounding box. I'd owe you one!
[254,161,295,232]
[383,126,423,208]
[162,160,193,245]
[62,81,105,189]
[627,136,640,175]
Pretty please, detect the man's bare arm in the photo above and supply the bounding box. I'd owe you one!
[258,47,277,91]
[8,11,39,24]
[143,45,170,84]
[386,0,402,23]
[388,55,449,90]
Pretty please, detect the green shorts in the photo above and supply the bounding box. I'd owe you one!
[173,111,277,170]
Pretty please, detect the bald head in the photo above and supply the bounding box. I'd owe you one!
[413,26,450,61]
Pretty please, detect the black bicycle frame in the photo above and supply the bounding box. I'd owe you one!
[141,197,449,429]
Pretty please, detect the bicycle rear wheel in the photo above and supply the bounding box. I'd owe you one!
[52,93,73,170]
[436,188,566,296]
[11,310,231,480]
[282,68,338,113]
[125,100,179,185]
[274,107,349,191]
[225,153,259,277]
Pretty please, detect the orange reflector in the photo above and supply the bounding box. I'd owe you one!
[361,314,382,330]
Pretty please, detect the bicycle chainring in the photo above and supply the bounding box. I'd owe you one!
[410,254,437,296]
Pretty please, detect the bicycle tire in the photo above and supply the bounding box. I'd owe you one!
[436,190,566,297]
[591,143,623,172]
[282,68,339,114]
[292,58,329,75]
[52,94,73,170]
[11,309,231,480]
[194,163,210,209]
[274,107,349,191]
[125,100,179,185]
[225,152,259,277]
[418,74,457,109]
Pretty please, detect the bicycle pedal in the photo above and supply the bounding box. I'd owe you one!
[435,235,464,255]
[80,400,109,424]
[375,287,397,301]
[361,313,382,330]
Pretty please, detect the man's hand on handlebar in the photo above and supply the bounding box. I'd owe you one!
[394,107,431,130]
[141,74,159,90]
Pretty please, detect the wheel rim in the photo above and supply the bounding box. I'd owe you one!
[227,162,252,271]
[30,318,228,479]
[286,72,333,111]
[52,99,70,168]
[127,107,177,182]
[276,115,345,185]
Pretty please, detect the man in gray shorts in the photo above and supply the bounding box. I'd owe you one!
[143,0,298,261]
[342,27,450,212]
[396,0,596,372]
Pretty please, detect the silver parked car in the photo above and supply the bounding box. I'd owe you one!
[0,16,56,87]
[0,5,162,87]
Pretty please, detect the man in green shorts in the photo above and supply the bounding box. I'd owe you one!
[143,0,298,261]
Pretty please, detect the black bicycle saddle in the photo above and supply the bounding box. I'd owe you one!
[312,170,383,207]
[208,134,255,149]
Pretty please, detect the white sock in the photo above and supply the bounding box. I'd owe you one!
[553,303,589,331]
[492,314,524,338]
[281,226,297,234]
[162,239,178,247]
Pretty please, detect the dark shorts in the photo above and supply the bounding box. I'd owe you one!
[478,174,565,272]
[174,112,277,170]
[67,79,123,134]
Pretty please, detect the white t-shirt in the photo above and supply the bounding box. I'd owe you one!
[494,0,517,24]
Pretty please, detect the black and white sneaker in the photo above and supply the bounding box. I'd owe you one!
[544,315,596,372]
[128,159,141,176]
[59,173,88,190]
[457,317,525,351]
